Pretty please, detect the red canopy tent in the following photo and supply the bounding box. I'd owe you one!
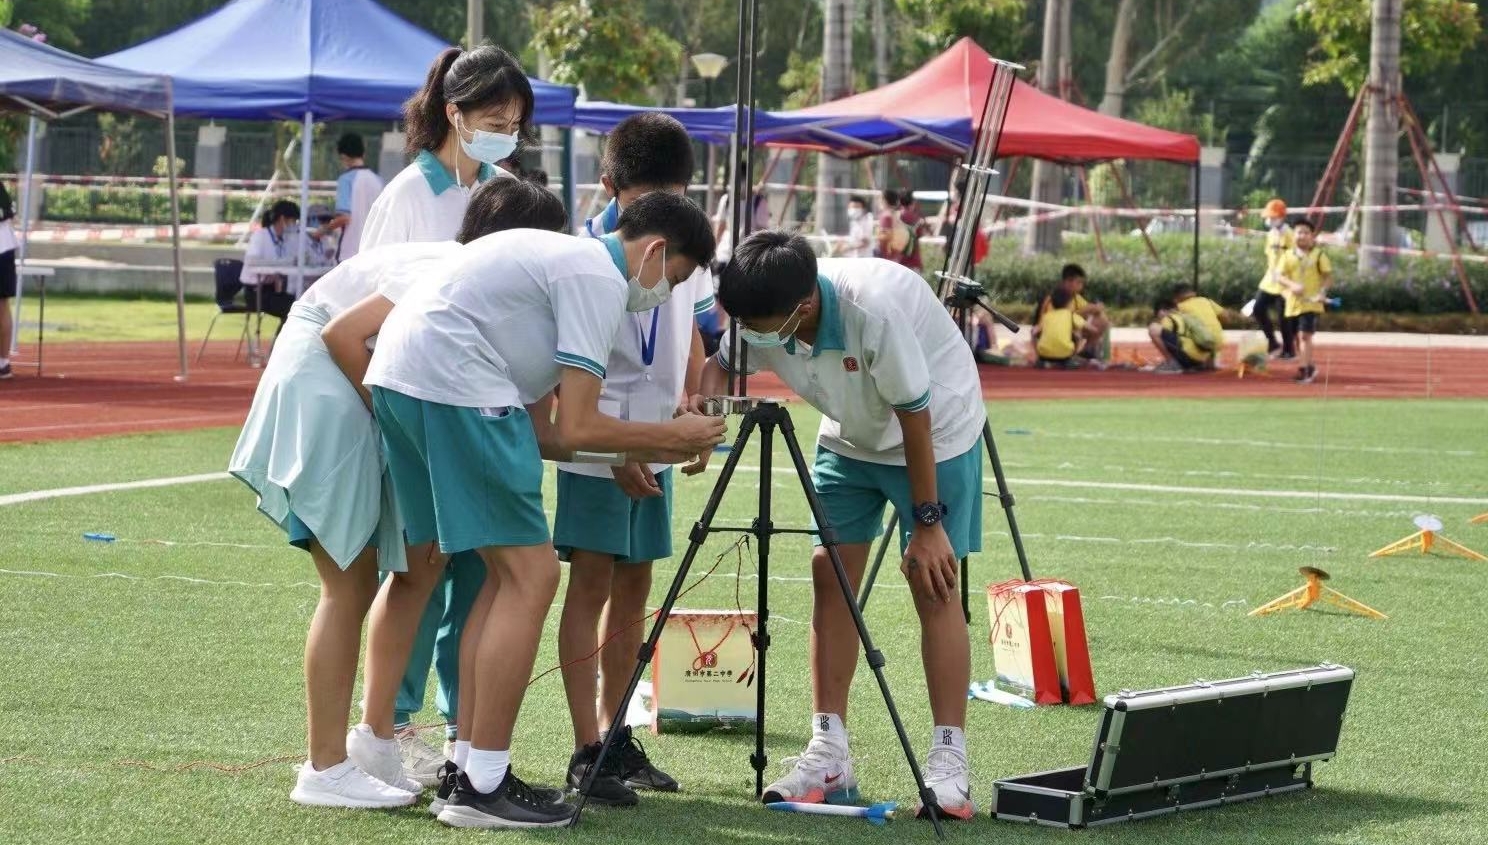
[769,37,1200,164]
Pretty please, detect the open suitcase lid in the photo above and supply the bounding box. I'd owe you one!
[1083,664,1355,796]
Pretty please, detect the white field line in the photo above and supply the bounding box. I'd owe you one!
[1035,430,1476,457]
[0,472,231,506]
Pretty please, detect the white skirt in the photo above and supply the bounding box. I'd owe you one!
[227,302,407,571]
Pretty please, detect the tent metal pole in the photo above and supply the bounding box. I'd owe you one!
[1191,162,1200,290]
[11,115,39,356]
[299,111,313,298]
[166,97,189,381]
[562,127,576,232]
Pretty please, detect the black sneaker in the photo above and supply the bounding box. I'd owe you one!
[428,760,459,816]
[612,725,680,792]
[1293,366,1316,385]
[437,770,576,829]
[0,363,11,380]
[567,741,639,807]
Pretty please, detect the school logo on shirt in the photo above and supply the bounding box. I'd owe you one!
[843,356,860,372]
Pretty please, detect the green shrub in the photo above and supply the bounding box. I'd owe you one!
[921,233,1488,316]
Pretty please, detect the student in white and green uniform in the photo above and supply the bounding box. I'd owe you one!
[556,113,710,807]
[698,233,986,822]
[363,192,725,830]
[227,176,560,810]
[355,44,532,786]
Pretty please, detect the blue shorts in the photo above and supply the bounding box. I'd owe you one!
[371,387,550,554]
[811,444,983,559]
[284,510,378,554]
[553,468,674,564]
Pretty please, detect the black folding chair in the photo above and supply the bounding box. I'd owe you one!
[196,258,249,362]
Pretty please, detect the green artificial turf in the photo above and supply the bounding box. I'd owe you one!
[1,398,1486,844]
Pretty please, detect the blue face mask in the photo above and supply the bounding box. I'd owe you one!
[739,301,805,348]
[456,113,518,165]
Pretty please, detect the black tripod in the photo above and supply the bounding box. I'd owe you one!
[571,401,947,839]
[857,284,1034,616]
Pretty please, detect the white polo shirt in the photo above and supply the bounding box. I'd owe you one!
[559,199,716,478]
[334,166,386,261]
[300,240,461,318]
[360,150,503,249]
[718,257,985,465]
[366,229,626,409]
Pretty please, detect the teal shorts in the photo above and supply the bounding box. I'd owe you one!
[371,387,550,554]
[811,444,983,559]
[553,468,673,563]
[285,510,377,553]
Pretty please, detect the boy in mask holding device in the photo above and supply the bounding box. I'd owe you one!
[557,113,713,806]
[694,231,986,822]
[364,191,724,829]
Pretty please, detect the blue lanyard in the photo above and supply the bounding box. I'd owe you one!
[638,307,660,367]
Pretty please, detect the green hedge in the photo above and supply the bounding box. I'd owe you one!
[41,186,336,227]
[923,234,1488,316]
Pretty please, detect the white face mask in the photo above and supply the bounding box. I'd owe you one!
[625,243,673,312]
[739,301,805,348]
[847,206,865,221]
[455,113,518,165]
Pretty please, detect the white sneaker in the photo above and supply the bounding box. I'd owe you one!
[346,724,424,793]
[761,738,859,805]
[915,745,975,820]
[396,727,446,788]
[289,759,418,809]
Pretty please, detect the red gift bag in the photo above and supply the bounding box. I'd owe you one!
[987,579,1096,706]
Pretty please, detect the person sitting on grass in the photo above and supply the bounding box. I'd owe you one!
[1034,288,1086,369]
[1147,283,1224,374]
[1035,263,1110,364]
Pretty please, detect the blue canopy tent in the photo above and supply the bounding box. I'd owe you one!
[0,28,190,379]
[100,0,578,293]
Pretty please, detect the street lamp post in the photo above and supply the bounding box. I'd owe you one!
[691,52,730,213]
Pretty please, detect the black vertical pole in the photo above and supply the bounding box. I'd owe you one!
[725,0,751,398]
[1192,162,1201,290]
[750,412,773,796]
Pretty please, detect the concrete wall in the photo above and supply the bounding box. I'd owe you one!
[23,242,240,298]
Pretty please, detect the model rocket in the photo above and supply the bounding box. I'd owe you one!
[765,801,897,825]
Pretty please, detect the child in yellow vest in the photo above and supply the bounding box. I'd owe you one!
[1034,287,1086,368]
[1275,219,1332,384]
[1148,284,1224,373]
[1252,198,1296,359]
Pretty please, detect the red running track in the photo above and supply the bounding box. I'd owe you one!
[1,340,1485,444]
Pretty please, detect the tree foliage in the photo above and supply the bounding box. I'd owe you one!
[531,0,683,104]
[892,0,1027,70]
[2,0,92,49]
[1298,0,1482,92]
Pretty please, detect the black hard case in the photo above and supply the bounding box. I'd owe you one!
[992,664,1354,828]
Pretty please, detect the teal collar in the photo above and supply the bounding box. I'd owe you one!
[786,275,844,357]
[600,233,628,277]
[415,149,495,196]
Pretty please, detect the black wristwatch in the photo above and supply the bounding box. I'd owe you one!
[913,501,948,527]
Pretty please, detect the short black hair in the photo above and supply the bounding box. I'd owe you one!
[898,188,917,206]
[848,195,867,208]
[336,132,365,159]
[1170,282,1196,299]
[717,231,817,320]
[880,189,899,208]
[1153,296,1175,316]
[457,176,567,243]
[1050,288,1073,309]
[603,112,695,191]
[1292,218,1315,233]
[525,168,549,188]
[262,199,300,228]
[615,191,715,267]
[1061,263,1086,281]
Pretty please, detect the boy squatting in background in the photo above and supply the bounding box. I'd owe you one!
[362,192,724,830]
[696,231,987,821]
[559,112,712,806]
[1147,284,1225,373]
[1034,287,1087,368]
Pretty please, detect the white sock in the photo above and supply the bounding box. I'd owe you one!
[453,740,472,770]
[932,725,966,755]
[0,357,9,367]
[465,747,511,794]
[811,713,849,750]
